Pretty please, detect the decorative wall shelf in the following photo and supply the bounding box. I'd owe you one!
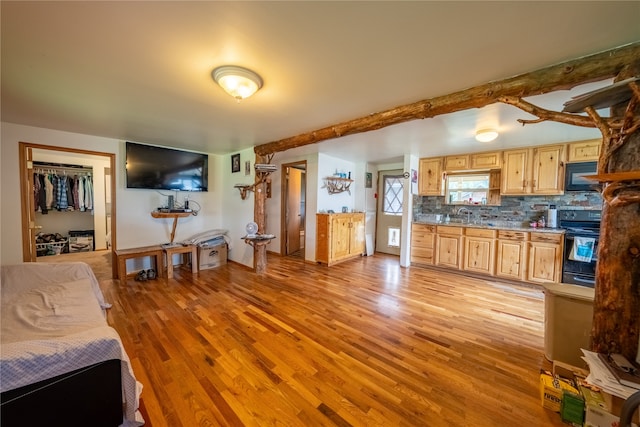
[323,177,353,195]
[234,164,277,200]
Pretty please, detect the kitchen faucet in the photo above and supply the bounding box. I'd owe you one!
[456,207,473,223]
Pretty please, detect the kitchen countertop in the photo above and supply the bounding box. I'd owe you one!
[413,220,565,234]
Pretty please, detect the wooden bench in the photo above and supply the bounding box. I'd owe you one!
[163,244,198,278]
[114,245,164,281]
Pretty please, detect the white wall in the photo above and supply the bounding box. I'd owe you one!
[317,153,357,213]
[0,123,258,268]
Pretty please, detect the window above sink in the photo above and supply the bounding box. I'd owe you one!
[444,170,501,205]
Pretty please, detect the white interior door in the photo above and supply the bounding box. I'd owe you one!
[375,169,403,256]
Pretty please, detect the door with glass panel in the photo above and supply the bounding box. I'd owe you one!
[375,170,403,255]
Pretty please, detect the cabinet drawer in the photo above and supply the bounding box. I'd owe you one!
[412,233,435,249]
[412,223,436,233]
[498,230,529,241]
[465,228,497,238]
[411,248,434,264]
[530,232,563,244]
[568,140,600,162]
[436,226,464,235]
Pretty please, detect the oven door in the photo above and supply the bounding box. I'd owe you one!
[562,232,598,287]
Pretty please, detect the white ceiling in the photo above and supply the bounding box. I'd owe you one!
[2,1,639,164]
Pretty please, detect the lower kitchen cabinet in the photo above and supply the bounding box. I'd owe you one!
[463,228,497,276]
[411,223,436,265]
[435,226,463,270]
[316,213,365,266]
[496,230,529,281]
[527,232,564,283]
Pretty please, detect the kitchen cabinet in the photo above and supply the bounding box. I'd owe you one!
[444,155,470,171]
[567,139,601,162]
[470,151,502,169]
[316,213,365,266]
[435,226,463,269]
[527,232,563,283]
[463,228,497,276]
[410,223,436,265]
[501,145,565,195]
[496,230,529,281]
[419,157,444,195]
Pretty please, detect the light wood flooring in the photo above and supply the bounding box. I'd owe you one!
[95,253,563,426]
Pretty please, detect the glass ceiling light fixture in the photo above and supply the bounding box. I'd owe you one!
[475,129,499,142]
[212,65,263,101]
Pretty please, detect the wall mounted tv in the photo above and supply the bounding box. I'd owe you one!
[125,142,208,191]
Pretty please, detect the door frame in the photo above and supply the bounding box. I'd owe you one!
[19,142,118,277]
[280,160,306,258]
[374,169,404,256]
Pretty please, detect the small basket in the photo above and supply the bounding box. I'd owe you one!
[36,240,68,256]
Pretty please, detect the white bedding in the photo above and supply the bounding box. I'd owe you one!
[0,262,143,427]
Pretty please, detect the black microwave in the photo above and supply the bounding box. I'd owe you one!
[565,161,599,191]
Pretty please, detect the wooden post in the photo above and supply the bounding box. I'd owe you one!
[253,154,268,273]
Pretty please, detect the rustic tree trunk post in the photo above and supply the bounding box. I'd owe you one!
[590,72,640,360]
[253,154,268,273]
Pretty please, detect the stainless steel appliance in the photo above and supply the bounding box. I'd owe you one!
[559,209,601,287]
[565,161,599,192]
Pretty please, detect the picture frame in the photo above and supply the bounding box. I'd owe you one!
[231,153,240,173]
[245,160,251,176]
[365,172,373,188]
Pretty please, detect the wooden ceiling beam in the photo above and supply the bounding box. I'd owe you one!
[255,41,640,156]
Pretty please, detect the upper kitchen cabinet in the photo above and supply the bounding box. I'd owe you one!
[501,144,565,195]
[443,155,470,171]
[567,139,601,162]
[419,157,444,196]
[470,151,502,169]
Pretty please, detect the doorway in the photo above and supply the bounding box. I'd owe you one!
[375,169,403,256]
[19,142,117,277]
[281,161,306,259]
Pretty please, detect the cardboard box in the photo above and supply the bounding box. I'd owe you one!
[198,243,227,270]
[580,382,639,427]
[540,371,579,412]
[68,230,94,253]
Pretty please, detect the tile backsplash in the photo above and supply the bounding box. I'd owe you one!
[413,192,603,227]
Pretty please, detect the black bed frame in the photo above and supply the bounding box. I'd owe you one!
[1,359,123,427]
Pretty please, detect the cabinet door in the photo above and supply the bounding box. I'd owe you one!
[496,240,525,280]
[330,216,351,261]
[471,151,502,169]
[568,140,601,162]
[463,237,495,275]
[349,214,366,256]
[435,235,461,269]
[501,149,530,195]
[527,242,562,283]
[532,144,565,194]
[419,157,444,195]
[444,155,470,171]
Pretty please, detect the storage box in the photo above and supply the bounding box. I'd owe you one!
[198,243,227,270]
[581,383,639,427]
[540,371,579,412]
[68,230,94,252]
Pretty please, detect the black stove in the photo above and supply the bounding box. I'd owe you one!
[559,210,601,287]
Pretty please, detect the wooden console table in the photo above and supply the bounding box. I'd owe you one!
[150,211,192,244]
[115,245,164,281]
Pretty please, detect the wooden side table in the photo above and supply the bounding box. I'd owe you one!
[114,245,164,281]
[163,244,198,278]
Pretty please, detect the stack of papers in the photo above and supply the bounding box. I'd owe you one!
[581,349,638,399]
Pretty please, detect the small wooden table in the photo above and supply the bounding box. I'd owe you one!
[163,244,198,278]
[115,245,164,281]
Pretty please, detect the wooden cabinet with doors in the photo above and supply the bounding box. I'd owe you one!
[316,213,365,266]
[470,151,502,169]
[463,228,497,276]
[410,223,436,265]
[501,144,565,195]
[496,230,529,281]
[418,157,444,195]
[435,225,463,269]
[527,232,564,283]
[567,139,601,162]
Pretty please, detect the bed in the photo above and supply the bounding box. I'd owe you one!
[0,262,144,427]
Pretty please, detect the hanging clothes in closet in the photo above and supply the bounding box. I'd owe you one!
[33,166,94,214]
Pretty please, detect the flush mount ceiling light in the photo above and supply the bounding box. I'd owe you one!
[212,65,263,101]
[475,129,499,142]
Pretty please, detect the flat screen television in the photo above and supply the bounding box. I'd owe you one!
[125,142,208,191]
